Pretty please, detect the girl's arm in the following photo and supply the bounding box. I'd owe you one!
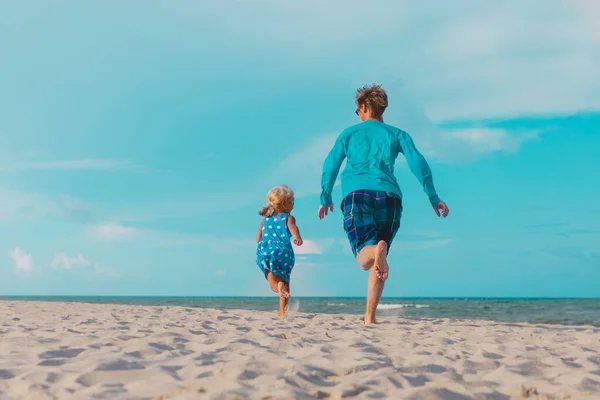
[287,215,303,246]
[256,219,264,243]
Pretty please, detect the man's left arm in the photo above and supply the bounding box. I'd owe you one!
[398,130,441,206]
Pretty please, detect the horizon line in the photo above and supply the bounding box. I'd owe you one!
[1,295,598,300]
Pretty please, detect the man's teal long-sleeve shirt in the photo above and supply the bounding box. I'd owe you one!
[320,120,441,207]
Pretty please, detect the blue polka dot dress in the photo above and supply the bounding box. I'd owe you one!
[256,213,295,283]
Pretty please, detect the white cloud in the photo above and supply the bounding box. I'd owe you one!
[449,128,540,156]
[7,247,116,276]
[319,237,453,254]
[50,252,116,276]
[406,230,445,239]
[180,0,600,121]
[90,222,139,242]
[56,196,95,223]
[293,239,334,255]
[573,0,600,43]
[0,188,40,221]
[131,231,332,256]
[87,224,253,252]
[397,238,454,253]
[388,1,600,120]
[0,188,97,223]
[85,219,339,259]
[318,236,454,254]
[94,264,118,276]
[50,252,91,270]
[0,159,142,172]
[269,134,341,198]
[294,261,318,269]
[6,2,589,224]
[9,247,34,274]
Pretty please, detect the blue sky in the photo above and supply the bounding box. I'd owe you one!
[1,1,599,297]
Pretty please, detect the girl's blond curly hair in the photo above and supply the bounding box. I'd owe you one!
[258,185,294,217]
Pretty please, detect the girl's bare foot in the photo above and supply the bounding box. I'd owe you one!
[278,305,288,318]
[373,240,389,281]
[277,281,290,298]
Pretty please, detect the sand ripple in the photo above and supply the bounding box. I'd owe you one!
[0,301,599,399]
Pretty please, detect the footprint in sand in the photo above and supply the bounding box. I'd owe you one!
[0,369,15,380]
[38,348,85,360]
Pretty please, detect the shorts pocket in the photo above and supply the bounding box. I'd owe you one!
[343,213,355,234]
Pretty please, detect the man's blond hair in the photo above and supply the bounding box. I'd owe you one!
[355,84,388,118]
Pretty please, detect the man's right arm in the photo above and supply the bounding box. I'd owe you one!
[320,134,346,206]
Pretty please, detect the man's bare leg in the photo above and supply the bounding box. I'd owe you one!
[356,241,389,280]
[362,241,388,324]
[374,240,389,280]
[356,245,376,270]
[365,262,386,324]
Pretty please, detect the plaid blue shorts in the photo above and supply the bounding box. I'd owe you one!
[341,190,403,257]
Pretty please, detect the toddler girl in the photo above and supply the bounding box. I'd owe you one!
[256,184,303,317]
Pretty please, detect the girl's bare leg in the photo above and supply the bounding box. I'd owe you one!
[278,282,290,317]
[267,272,290,317]
[266,272,280,293]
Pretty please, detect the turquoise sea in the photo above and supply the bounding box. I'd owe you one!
[2,296,599,327]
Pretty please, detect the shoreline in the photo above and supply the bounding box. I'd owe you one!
[1,301,599,399]
[1,299,600,330]
[1,298,599,329]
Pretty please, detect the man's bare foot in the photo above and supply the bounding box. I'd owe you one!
[364,313,376,324]
[277,281,290,298]
[373,240,389,281]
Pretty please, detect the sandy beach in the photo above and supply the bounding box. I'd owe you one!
[0,301,599,399]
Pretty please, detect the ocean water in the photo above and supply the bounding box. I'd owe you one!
[1,296,599,327]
